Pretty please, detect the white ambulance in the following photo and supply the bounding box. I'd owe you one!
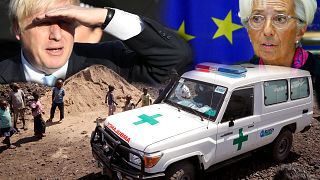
[91,63,313,180]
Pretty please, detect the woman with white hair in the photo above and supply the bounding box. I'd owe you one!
[239,0,320,110]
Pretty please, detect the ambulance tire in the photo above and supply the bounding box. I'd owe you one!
[165,160,195,180]
[272,129,293,163]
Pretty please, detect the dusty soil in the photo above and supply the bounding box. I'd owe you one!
[0,65,319,180]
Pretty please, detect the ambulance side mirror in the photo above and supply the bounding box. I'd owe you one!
[229,119,234,127]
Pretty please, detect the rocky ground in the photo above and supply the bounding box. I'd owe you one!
[0,65,319,180]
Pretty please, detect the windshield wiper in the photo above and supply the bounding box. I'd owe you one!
[166,99,205,122]
[165,100,181,112]
[186,106,204,121]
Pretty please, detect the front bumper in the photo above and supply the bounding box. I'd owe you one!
[90,126,165,179]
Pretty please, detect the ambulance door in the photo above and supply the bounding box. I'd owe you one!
[215,87,258,163]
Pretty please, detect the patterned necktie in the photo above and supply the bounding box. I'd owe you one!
[43,74,57,86]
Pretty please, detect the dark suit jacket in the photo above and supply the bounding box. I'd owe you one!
[0,18,192,85]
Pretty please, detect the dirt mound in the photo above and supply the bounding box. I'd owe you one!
[41,65,143,115]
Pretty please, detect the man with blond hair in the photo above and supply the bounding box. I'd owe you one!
[0,0,191,86]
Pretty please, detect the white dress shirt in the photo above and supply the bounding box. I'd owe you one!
[21,51,68,85]
[104,9,144,40]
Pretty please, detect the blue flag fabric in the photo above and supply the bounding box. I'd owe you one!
[161,0,254,65]
[307,0,320,31]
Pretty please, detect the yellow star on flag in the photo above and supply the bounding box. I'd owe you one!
[177,21,195,41]
[212,10,243,44]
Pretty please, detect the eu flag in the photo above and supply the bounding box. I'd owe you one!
[307,0,320,31]
[160,0,254,65]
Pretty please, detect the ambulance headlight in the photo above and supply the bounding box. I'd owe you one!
[129,153,143,166]
[129,151,163,168]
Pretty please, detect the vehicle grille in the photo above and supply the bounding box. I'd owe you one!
[103,127,131,162]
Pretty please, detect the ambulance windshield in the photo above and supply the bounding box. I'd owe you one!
[165,78,227,121]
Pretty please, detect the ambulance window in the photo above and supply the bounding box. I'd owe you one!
[221,88,254,123]
[165,78,227,121]
[290,77,310,100]
[264,80,288,106]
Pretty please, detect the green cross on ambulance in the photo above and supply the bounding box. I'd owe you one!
[91,63,313,180]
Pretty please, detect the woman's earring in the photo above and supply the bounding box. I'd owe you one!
[295,40,302,48]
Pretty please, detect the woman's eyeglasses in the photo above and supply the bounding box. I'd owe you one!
[247,14,304,30]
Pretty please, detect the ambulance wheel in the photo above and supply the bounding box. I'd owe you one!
[272,129,293,163]
[165,160,195,180]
